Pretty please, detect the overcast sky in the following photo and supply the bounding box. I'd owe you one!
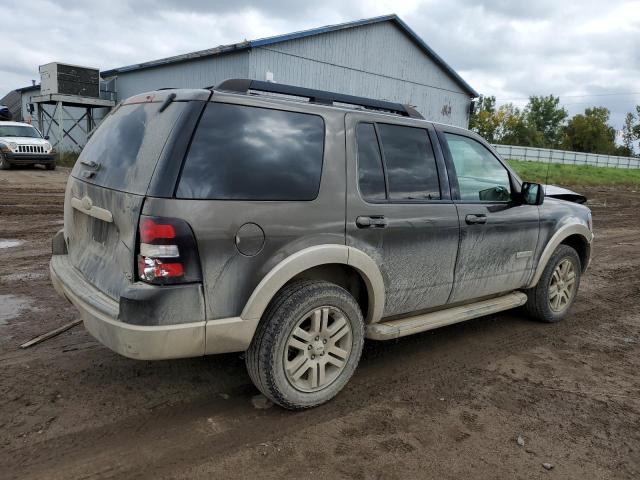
[1,0,639,131]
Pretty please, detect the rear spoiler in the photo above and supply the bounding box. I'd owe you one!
[122,89,211,106]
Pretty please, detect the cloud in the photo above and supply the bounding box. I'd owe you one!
[1,0,638,130]
[405,0,640,128]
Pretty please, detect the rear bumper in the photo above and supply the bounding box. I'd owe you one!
[50,254,256,359]
[5,152,55,165]
[50,254,206,360]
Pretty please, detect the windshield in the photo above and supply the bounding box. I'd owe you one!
[0,125,41,138]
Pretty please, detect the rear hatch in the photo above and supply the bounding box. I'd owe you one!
[63,91,208,300]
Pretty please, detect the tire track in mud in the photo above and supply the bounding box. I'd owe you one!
[1,172,639,479]
[10,266,640,480]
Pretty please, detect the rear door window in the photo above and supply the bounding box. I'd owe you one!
[356,123,386,201]
[177,103,325,200]
[375,124,440,201]
[72,102,186,195]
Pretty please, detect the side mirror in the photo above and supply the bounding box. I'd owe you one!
[44,135,49,140]
[521,182,544,206]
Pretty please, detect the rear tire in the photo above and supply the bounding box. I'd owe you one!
[524,245,581,323]
[0,152,11,170]
[246,280,365,410]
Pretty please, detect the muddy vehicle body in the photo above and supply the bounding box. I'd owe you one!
[0,121,56,170]
[50,80,593,409]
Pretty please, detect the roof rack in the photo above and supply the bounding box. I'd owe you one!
[212,79,424,119]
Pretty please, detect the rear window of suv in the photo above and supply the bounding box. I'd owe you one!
[176,103,325,201]
[72,102,187,195]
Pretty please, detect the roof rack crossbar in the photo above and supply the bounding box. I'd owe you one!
[213,79,424,119]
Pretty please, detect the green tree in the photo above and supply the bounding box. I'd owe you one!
[494,103,540,146]
[621,111,636,156]
[469,96,499,142]
[629,106,640,153]
[561,107,618,154]
[523,95,568,148]
[470,94,568,147]
[469,97,538,146]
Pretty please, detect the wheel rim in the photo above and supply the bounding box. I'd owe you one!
[283,306,352,393]
[549,259,576,312]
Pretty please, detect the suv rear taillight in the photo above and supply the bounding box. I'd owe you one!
[137,216,202,285]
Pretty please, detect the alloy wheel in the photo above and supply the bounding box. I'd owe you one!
[548,259,576,312]
[283,306,352,393]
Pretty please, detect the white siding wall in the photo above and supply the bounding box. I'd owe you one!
[46,19,473,151]
[111,21,472,127]
[110,52,250,101]
[249,22,471,126]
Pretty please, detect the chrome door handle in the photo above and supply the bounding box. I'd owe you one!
[465,214,487,225]
[356,216,387,228]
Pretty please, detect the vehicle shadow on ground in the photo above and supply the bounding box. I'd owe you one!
[5,307,572,479]
[74,308,536,419]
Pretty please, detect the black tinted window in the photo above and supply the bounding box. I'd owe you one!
[356,123,386,201]
[73,102,185,195]
[377,124,440,200]
[177,103,325,200]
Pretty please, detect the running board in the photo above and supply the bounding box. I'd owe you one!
[366,292,528,340]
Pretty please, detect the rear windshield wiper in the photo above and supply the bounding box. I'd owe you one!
[158,93,176,113]
[80,159,101,170]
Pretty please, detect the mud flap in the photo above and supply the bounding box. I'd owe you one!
[51,229,67,255]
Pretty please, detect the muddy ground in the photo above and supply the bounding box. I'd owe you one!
[0,167,638,479]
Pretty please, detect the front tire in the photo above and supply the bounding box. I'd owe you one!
[524,245,581,323]
[45,162,56,171]
[246,280,365,410]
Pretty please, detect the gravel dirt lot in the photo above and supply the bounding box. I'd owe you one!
[1,168,639,479]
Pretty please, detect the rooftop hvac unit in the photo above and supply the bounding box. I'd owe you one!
[39,62,100,98]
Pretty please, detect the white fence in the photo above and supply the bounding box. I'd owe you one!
[492,144,640,169]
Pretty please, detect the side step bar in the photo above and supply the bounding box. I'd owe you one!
[366,292,528,340]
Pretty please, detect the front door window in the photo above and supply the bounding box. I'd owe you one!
[444,133,511,202]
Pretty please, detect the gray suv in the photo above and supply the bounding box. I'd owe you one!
[50,79,593,409]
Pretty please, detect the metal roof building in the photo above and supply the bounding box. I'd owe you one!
[3,14,477,150]
[103,14,477,126]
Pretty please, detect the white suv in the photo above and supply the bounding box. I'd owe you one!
[0,121,56,170]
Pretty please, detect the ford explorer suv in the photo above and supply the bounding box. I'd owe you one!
[0,121,56,170]
[50,80,593,409]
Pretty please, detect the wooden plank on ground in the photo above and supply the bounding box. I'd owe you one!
[20,319,82,348]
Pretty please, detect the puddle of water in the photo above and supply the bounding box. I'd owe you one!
[0,239,24,249]
[0,294,33,324]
